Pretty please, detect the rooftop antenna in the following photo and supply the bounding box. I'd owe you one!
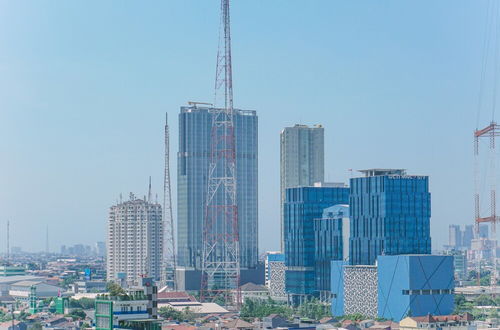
[148,176,152,203]
[45,225,49,254]
[6,221,9,262]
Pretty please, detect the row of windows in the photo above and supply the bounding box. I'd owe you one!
[402,289,453,295]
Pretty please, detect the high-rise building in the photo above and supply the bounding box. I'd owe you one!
[280,124,324,250]
[462,225,474,249]
[349,169,431,265]
[314,204,349,300]
[284,183,349,303]
[106,193,163,283]
[95,241,106,257]
[177,105,258,271]
[449,225,462,249]
[479,223,489,239]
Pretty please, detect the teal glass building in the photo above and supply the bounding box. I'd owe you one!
[349,169,431,265]
[284,184,349,302]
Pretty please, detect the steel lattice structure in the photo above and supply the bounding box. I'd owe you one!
[163,113,177,290]
[474,121,500,286]
[200,0,241,306]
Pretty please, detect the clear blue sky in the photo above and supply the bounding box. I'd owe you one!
[0,1,491,252]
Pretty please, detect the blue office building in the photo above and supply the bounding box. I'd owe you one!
[378,255,454,321]
[330,260,347,316]
[314,205,349,298]
[349,169,431,265]
[331,255,454,321]
[284,184,349,302]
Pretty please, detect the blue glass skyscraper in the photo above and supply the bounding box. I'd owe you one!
[284,184,349,302]
[349,169,431,265]
[314,204,349,298]
[177,105,258,271]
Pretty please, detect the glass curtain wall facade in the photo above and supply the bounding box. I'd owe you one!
[284,185,349,302]
[177,105,258,270]
[280,125,324,251]
[349,169,431,265]
[314,204,349,297]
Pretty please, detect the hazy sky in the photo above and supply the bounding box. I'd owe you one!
[0,1,494,252]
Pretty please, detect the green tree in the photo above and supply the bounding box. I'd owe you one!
[67,309,86,320]
[475,294,495,306]
[297,298,331,320]
[240,298,293,320]
[106,282,126,296]
[342,313,366,321]
[158,307,183,321]
[70,298,95,309]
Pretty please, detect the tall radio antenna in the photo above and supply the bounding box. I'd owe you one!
[163,113,177,290]
[200,0,241,306]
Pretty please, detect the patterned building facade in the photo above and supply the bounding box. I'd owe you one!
[331,255,454,321]
[265,252,286,299]
[349,169,431,265]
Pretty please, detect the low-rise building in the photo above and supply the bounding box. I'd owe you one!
[9,281,63,300]
[399,314,475,330]
[331,255,455,321]
[94,278,158,330]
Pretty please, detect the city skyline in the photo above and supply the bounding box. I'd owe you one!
[0,1,492,252]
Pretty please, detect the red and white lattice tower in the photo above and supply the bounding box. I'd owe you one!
[474,122,500,286]
[200,0,241,306]
[162,113,177,290]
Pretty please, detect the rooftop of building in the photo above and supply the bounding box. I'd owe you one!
[313,182,347,188]
[405,313,473,323]
[239,282,268,292]
[359,169,407,177]
[180,104,256,115]
[159,301,229,315]
[0,275,44,284]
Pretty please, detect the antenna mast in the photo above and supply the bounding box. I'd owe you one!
[163,113,177,290]
[45,225,49,254]
[6,221,9,263]
[200,0,240,306]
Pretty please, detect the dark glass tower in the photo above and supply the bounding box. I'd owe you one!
[349,169,431,265]
[177,105,258,270]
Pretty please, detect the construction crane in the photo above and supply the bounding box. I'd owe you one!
[188,101,213,107]
[200,0,241,307]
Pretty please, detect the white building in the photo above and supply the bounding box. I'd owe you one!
[107,193,163,283]
[9,280,63,300]
[280,124,324,250]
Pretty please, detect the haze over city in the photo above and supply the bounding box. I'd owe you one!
[0,0,490,252]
